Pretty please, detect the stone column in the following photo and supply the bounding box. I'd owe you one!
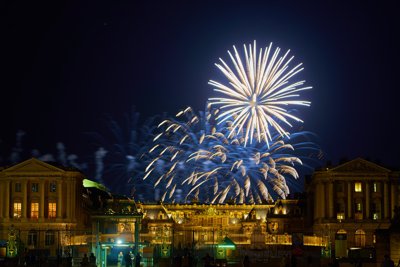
[57,180,62,219]
[22,181,28,218]
[40,181,45,219]
[391,183,396,219]
[0,181,3,218]
[5,180,10,219]
[71,179,76,220]
[384,182,389,219]
[321,182,326,219]
[134,218,141,255]
[328,182,334,219]
[66,178,71,219]
[365,181,370,219]
[314,182,319,221]
[347,182,352,219]
[316,182,325,219]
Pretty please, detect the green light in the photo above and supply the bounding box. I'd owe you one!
[217,237,236,250]
[83,179,109,191]
[217,244,235,249]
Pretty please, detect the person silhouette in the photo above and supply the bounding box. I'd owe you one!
[81,253,89,266]
[243,255,250,267]
[381,254,394,267]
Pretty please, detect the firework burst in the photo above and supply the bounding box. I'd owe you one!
[144,106,318,204]
[209,41,311,146]
[89,108,158,200]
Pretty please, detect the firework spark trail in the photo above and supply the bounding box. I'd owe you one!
[89,108,159,200]
[209,41,311,147]
[95,147,107,184]
[144,106,318,204]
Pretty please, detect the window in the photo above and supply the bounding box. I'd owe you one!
[13,202,22,218]
[31,202,39,218]
[31,183,39,192]
[372,202,380,220]
[373,182,378,193]
[45,231,55,246]
[15,183,21,192]
[49,182,56,192]
[354,182,362,192]
[355,229,366,247]
[337,213,345,220]
[28,230,38,246]
[336,183,343,193]
[355,202,363,219]
[336,203,345,220]
[48,202,57,218]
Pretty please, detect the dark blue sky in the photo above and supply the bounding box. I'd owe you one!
[2,1,399,169]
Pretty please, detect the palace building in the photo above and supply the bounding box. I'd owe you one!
[0,157,399,266]
[306,158,400,262]
[0,158,91,260]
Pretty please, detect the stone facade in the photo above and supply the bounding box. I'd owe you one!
[306,157,400,262]
[0,158,91,259]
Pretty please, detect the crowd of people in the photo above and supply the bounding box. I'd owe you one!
[117,251,141,267]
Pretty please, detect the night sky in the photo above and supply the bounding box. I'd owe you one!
[2,1,399,170]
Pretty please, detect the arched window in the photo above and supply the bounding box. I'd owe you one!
[355,229,366,247]
[28,230,37,246]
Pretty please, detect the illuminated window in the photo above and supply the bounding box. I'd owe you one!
[337,212,345,220]
[31,183,39,192]
[354,182,362,192]
[355,202,363,219]
[31,202,39,218]
[355,229,366,247]
[15,183,21,192]
[49,182,56,192]
[13,202,22,218]
[45,231,55,246]
[373,182,378,193]
[372,202,380,220]
[28,230,37,246]
[48,202,56,218]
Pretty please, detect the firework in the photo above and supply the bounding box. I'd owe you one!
[89,108,158,200]
[144,106,318,204]
[209,41,311,146]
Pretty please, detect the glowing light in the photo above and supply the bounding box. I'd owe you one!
[209,41,311,146]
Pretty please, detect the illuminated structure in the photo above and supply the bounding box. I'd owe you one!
[90,197,142,266]
[208,41,311,146]
[133,199,329,265]
[138,200,309,246]
[306,158,400,262]
[0,158,91,259]
[2,157,399,266]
